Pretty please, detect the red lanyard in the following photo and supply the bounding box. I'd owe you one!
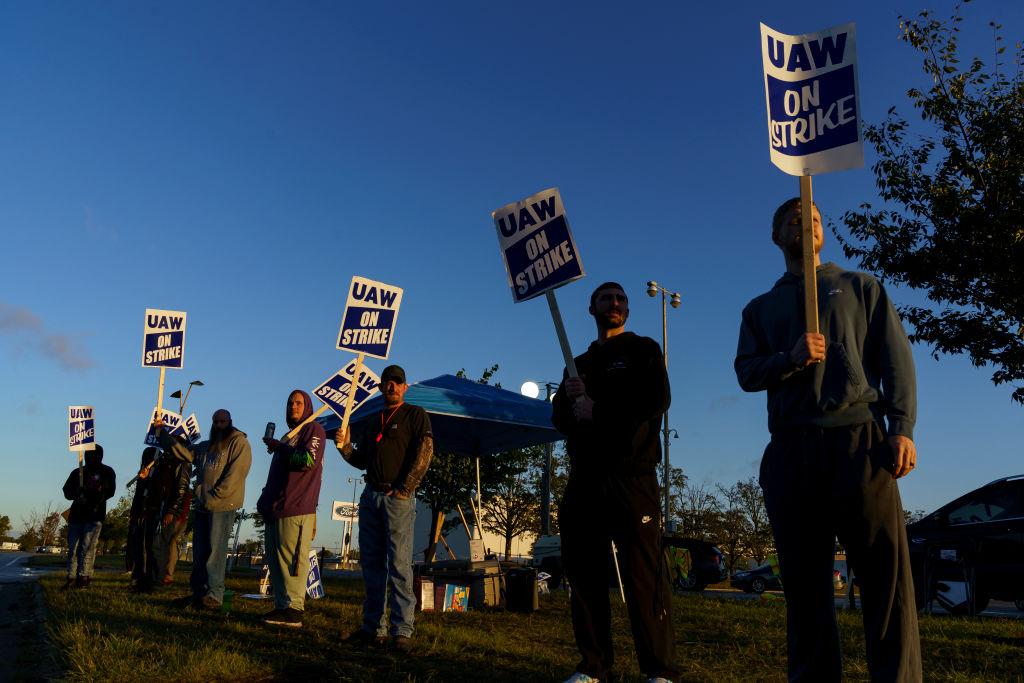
[376,404,402,442]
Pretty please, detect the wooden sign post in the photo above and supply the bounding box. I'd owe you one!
[799,175,819,334]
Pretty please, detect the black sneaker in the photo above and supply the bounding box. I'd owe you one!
[62,578,76,591]
[264,607,303,628]
[74,576,90,590]
[344,629,387,646]
[390,635,412,653]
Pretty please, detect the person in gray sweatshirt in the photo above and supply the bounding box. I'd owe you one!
[735,198,921,683]
[156,409,252,611]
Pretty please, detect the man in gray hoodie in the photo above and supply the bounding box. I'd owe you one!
[156,409,252,610]
[735,198,921,682]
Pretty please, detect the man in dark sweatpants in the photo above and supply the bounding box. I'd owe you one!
[735,198,922,682]
[552,281,678,683]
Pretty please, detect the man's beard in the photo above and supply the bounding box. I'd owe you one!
[210,426,232,443]
[595,309,627,330]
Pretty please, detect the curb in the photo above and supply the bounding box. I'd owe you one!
[30,581,64,682]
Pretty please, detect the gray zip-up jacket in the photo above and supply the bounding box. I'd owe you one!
[160,429,252,512]
[735,262,916,438]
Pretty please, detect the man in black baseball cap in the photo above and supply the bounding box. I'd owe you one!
[335,364,433,652]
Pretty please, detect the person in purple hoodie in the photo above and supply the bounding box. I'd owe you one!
[258,389,326,628]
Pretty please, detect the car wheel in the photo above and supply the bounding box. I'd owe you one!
[1015,599,1024,612]
[751,577,767,594]
[946,590,990,616]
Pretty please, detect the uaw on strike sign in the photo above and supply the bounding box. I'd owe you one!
[492,188,584,303]
[313,361,381,421]
[68,406,96,451]
[761,22,862,176]
[142,309,187,368]
[337,277,402,360]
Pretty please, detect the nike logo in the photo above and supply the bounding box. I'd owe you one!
[828,288,843,296]
[641,515,652,524]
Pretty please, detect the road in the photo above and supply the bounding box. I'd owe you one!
[704,587,1023,619]
[0,551,59,584]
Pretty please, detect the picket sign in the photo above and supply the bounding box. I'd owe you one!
[760,22,862,333]
[492,188,585,379]
[68,406,96,487]
[142,308,187,418]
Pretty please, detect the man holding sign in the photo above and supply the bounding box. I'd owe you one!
[61,445,116,590]
[257,390,326,628]
[156,409,252,610]
[735,198,920,681]
[335,365,433,652]
[552,282,678,683]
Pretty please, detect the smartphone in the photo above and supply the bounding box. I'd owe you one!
[264,422,276,440]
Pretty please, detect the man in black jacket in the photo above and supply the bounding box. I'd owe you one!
[552,282,678,683]
[62,445,116,590]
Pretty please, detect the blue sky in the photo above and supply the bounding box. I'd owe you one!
[2,1,1021,542]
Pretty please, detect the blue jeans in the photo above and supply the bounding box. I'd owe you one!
[359,487,416,638]
[190,510,235,603]
[66,521,102,579]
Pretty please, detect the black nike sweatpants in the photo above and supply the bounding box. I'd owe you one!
[560,473,679,682]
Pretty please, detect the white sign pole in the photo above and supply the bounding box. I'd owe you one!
[339,352,366,439]
[545,290,580,378]
[156,366,166,415]
[799,175,819,333]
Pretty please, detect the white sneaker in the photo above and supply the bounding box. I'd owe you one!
[562,674,599,683]
[647,678,672,683]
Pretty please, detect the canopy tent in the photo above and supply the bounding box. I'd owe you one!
[319,373,563,562]
[318,373,562,456]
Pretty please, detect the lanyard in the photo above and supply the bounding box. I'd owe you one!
[376,404,403,443]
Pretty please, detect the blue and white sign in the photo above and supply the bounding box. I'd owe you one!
[492,188,585,303]
[183,413,202,444]
[142,308,187,368]
[313,361,381,422]
[306,549,325,599]
[68,405,96,452]
[336,276,403,360]
[144,407,185,447]
[761,22,862,176]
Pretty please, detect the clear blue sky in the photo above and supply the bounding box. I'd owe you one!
[2,1,1021,543]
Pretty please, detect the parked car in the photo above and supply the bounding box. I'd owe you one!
[663,537,728,591]
[731,563,782,593]
[906,474,1024,614]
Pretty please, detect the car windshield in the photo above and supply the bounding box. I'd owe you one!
[947,481,1024,525]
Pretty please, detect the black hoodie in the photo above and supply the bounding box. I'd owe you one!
[552,331,670,479]
[62,450,117,524]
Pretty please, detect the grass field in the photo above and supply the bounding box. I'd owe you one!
[37,566,1024,682]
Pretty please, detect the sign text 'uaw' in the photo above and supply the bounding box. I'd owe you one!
[68,406,96,452]
[144,407,184,447]
[492,188,585,303]
[184,414,202,444]
[760,22,862,176]
[314,361,381,421]
[336,276,402,360]
[142,309,187,368]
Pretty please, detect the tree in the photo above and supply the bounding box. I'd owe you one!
[838,3,1024,403]
[0,514,11,541]
[480,446,543,559]
[675,480,721,541]
[99,496,132,554]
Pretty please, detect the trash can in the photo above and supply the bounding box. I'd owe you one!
[506,567,539,612]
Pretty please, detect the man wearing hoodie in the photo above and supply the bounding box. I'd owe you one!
[735,198,921,682]
[156,409,252,610]
[334,365,433,652]
[258,389,326,628]
[552,282,679,683]
[62,444,117,589]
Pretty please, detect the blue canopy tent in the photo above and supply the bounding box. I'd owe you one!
[319,374,563,561]
[319,373,562,457]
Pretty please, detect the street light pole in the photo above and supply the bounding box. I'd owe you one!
[344,476,363,566]
[647,281,681,529]
[520,380,559,537]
